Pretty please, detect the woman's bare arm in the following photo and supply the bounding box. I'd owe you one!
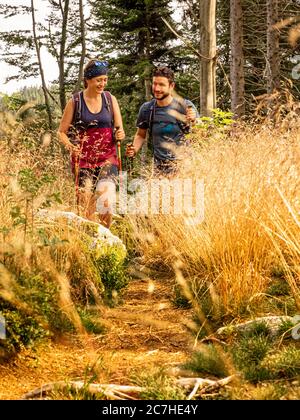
[57,98,78,152]
[111,95,125,141]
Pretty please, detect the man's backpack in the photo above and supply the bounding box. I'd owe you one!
[68,91,114,144]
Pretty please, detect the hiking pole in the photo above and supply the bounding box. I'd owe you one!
[72,139,81,215]
[186,105,193,133]
[74,156,80,214]
[117,141,122,172]
[114,126,123,191]
[125,142,134,177]
[73,135,84,216]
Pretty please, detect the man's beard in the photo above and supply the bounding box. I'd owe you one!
[153,92,171,100]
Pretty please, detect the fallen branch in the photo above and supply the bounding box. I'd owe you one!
[22,375,236,400]
[22,381,144,400]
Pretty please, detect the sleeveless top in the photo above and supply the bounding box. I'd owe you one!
[72,92,118,169]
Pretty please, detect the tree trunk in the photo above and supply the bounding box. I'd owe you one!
[140,6,152,164]
[199,0,217,117]
[144,6,152,102]
[31,0,53,131]
[74,0,86,93]
[266,0,280,93]
[59,0,70,111]
[230,0,245,118]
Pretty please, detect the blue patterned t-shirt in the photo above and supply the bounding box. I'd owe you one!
[136,98,198,162]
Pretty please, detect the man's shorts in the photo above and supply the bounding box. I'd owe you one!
[153,157,178,177]
[77,164,118,192]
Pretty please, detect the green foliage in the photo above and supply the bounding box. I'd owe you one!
[92,244,129,304]
[270,264,286,279]
[266,295,297,316]
[0,300,47,361]
[261,346,300,379]
[18,168,57,197]
[110,217,136,258]
[90,0,180,129]
[250,383,292,400]
[196,109,234,130]
[267,279,291,297]
[1,93,26,112]
[185,314,300,387]
[133,368,186,400]
[8,168,61,238]
[9,206,26,227]
[184,344,229,378]
[277,319,295,339]
[242,321,271,339]
[233,336,271,367]
[77,307,105,335]
[231,328,300,383]
[0,220,128,359]
[172,284,192,309]
[17,273,74,333]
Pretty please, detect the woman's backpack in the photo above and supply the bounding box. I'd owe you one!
[68,91,114,145]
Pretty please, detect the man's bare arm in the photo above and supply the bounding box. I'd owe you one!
[126,128,147,157]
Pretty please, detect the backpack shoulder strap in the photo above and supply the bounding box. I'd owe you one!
[148,98,156,137]
[103,91,114,126]
[72,91,82,124]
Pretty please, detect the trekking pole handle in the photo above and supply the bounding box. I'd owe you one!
[125,142,136,158]
[186,105,196,124]
[115,127,122,172]
[114,126,120,142]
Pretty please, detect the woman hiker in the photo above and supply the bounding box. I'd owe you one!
[58,59,125,228]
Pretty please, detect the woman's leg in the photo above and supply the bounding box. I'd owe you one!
[95,180,117,228]
[76,171,97,221]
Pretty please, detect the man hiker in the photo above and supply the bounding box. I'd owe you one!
[125,66,198,175]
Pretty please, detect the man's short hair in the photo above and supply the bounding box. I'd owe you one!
[153,66,175,83]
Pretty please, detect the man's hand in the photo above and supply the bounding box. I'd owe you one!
[186,106,197,123]
[125,143,136,158]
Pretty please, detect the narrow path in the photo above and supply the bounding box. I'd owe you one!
[0,277,193,400]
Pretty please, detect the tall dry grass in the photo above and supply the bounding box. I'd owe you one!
[129,123,300,317]
[0,112,102,349]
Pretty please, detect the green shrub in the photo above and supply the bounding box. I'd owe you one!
[77,307,105,334]
[184,344,229,378]
[267,279,290,296]
[172,284,192,309]
[0,299,47,361]
[233,335,271,366]
[18,273,74,332]
[132,368,186,400]
[0,206,128,360]
[242,321,271,338]
[91,243,129,304]
[261,346,300,379]
[196,109,234,130]
[277,319,295,339]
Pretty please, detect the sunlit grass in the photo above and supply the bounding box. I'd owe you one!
[128,124,300,317]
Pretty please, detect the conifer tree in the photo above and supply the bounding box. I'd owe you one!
[89,0,178,129]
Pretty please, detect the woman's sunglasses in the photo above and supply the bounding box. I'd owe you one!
[93,61,109,67]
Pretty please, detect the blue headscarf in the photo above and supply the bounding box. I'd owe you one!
[84,61,109,79]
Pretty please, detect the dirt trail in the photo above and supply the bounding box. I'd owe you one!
[0,276,193,400]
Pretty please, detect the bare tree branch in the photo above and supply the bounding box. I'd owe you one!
[161,17,214,61]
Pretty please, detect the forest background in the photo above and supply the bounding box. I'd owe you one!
[1,0,300,131]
